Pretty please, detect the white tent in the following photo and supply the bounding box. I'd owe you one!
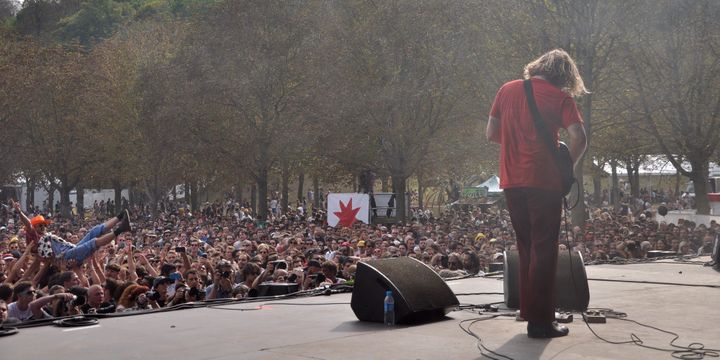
[477,175,502,195]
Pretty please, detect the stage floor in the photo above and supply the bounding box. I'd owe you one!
[2,257,719,360]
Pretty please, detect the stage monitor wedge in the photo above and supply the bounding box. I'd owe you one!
[503,249,590,312]
[351,257,459,324]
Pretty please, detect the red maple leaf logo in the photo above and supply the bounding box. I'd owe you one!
[333,198,361,227]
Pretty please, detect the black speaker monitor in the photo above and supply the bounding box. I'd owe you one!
[503,250,590,312]
[351,257,459,324]
[256,282,299,297]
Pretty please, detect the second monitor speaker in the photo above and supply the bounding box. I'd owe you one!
[503,249,590,312]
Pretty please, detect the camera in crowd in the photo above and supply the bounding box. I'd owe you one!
[272,260,288,270]
[146,290,161,301]
[66,286,88,308]
[175,246,186,253]
[309,273,326,284]
[68,294,85,308]
[221,271,231,278]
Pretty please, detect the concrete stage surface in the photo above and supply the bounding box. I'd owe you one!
[2,257,719,360]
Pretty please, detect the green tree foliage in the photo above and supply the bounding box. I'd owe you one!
[621,0,720,214]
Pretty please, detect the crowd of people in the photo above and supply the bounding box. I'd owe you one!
[0,191,716,324]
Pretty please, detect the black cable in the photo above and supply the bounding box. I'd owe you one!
[53,316,100,327]
[587,278,720,289]
[455,292,505,296]
[582,310,720,359]
[208,302,351,311]
[565,179,581,211]
[585,256,710,266]
[0,326,19,337]
[458,314,515,360]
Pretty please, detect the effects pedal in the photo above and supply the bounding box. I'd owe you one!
[583,310,606,324]
[555,312,573,323]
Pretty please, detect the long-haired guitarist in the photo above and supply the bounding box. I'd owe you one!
[486,49,587,338]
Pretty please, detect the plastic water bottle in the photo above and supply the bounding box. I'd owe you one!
[384,290,395,326]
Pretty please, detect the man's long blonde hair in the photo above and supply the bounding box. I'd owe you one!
[524,49,588,97]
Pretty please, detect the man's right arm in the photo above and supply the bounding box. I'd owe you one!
[10,199,31,228]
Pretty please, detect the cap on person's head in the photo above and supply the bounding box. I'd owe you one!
[341,241,351,247]
[153,276,173,288]
[30,215,52,227]
[2,253,14,261]
[306,260,322,269]
[357,240,366,247]
[489,238,497,243]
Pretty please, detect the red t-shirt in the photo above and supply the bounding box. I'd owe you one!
[489,78,583,192]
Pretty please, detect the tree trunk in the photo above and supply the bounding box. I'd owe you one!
[690,161,710,215]
[297,169,305,203]
[146,174,161,217]
[281,162,290,215]
[76,184,84,217]
[313,177,320,210]
[112,179,123,214]
[235,183,243,204]
[46,183,56,214]
[256,168,269,220]
[59,183,72,219]
[610,161,619,207]
[190,181,198,212]
[628,164,640,198]
[128,182,136,207]
[633,171,641,198]
[417,176,424,209]
[592,176,602,206]
[391,174,407,222]
[250,184,257,216]
[381,175,389,192]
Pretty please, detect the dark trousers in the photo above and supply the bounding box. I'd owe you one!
[504,188,562,323]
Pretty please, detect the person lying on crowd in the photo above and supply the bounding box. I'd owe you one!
[10,200,132,265]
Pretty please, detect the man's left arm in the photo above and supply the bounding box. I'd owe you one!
[486,116,501,144]
[566,123,587,172]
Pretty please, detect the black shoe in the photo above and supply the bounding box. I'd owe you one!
[113,210,131,236]
[527,321,569,339]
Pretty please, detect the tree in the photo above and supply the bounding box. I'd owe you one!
[321,1,478,221]
[623,0,720,214]
[179,0,320,219]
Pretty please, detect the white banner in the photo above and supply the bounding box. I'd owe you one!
[327,193,370,227]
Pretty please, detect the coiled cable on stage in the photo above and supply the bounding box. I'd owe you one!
[53,316,100,327]
[0,325,19,337]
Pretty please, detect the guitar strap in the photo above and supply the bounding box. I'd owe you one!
[523,79,559,159]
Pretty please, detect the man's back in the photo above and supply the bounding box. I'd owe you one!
[489,77,582,192]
